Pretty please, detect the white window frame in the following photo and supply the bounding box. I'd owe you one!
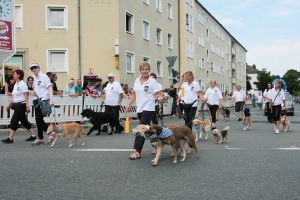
[14,4,23,29]
[46,5,68,30]
[202,57,205,69]
[186,13,189,30]
[167,33,173,49]
[167,2,172,19]
[125,11,134,34]
[156,0,162,13]
[143,56,150,63]
[207,29,209,42]
[189,15,193,32]
[126,51,135,74]
[189,41,193,59]
[142,0,150,6]
[47,49,69,73]
[156,27,162,46]
[142,20,150,41]
[156,60,163,77]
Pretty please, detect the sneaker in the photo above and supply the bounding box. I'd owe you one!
[47,133,56,144]
[274,125,276,131]
[275,129,279,134]
[31,139,44,146]
[238,118,242,121]
[2,138,13,143]
[25,135,36,141]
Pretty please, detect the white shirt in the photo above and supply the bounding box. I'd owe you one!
[104,80,123,106]
[178,89,184,102]
[204,87,223,106]
[133,76,159,113]
[257,95,263,103]
[33,72,52,100]
[155,82,163,105]
[269,88,285,106]
[232,90,246,102]
[263,89,271,102]
[12,80,28,103]
[181,80,201,107]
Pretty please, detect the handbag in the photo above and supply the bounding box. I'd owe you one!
[10,102,23,110]
[183,100,196,109]
[35,95,52,117]
[270,91,280,106]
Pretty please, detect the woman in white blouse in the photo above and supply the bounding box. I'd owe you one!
[263,83,273,122]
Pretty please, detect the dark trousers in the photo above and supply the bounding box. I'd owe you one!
[183,107,197,130]
[178,103,184,118]
[171,99,176,115]
[151,105,159,124]
[10,104,31,131]
[266,102,272,121]
[272,105,281,122]
[208,105,219,123]
[104,105,120,119]
[133,111,155,151]
[35,103,48,140]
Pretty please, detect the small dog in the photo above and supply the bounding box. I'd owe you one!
[243,108,252,130]
[192,119,211,141]
[281,115,291,132]
[46,123,88,147]
[132,124,199,166]
[212,126,230,144]
[221,108,230,121]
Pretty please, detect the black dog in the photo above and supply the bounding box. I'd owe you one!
[81,109,124,135]
[244,107,251,117]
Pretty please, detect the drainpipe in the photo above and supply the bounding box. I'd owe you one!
[78,0,82,78]
[177,0,181,77]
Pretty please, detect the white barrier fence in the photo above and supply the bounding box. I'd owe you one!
[0,94,251,125]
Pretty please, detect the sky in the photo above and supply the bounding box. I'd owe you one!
[199,0,300,77]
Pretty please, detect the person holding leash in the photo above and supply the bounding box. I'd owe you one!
[125,62,161,160]
[263,83,273,122]
[231,85,246,121]
[149,73,163,125]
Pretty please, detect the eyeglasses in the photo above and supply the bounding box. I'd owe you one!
[30,66,38,70]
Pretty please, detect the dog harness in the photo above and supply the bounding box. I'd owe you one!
[194,125,201,131]
[147,127,173,140]
[56,125,63,133]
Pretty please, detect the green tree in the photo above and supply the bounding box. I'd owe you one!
[246,75,252,92]
[253,68,273,91]
[283,69,300,95]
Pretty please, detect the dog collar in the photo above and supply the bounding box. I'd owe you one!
[56,125,63,133]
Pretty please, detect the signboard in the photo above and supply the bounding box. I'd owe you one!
[272,77,287,91]
[0,20,12,51]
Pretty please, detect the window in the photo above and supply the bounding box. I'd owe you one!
[156,60,162,77]
[167,3,172,19]
[143,56,150,63]
[198,11,204,25]
[46,5,68,30]
[207,50,209,63]
[156,0,162,13]
[198,34,204,47]
[202,58,205,69]
[47,49,68,73]
[168,64,173,79]
[186,0,193,7]
[207,29,209,42]
[186,40,193,59]
[189,15,193,32]
[185,13,193,32]
[14,5,23,29]
[221,31,224,41]
[125,12,134,34]
[143,0,149,5]
[211,22,215,34]
[167,33,173,49]
[156,28,162,45]
[126,51,135,73]
[142,20,150,40]
[198,57,205,69]
[199,79,205,91]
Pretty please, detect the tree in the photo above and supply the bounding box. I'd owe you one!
[246,75,252,92]
[253,68,273,91]
[283,69,300,95]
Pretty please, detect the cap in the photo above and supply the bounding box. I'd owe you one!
[107,73,114,78]
[30,63,40,70]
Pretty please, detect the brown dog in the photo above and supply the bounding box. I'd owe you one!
[281,115,291,132]
[212,126,230,144]
[46,123,88,148]
[192,119,211,141]
[132,124,199,166]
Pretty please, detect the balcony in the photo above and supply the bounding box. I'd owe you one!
[232,63,236,70]
[232,78,236,84]
[232,48,235,55]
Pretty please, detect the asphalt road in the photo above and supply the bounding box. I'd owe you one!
[0,105,300,200]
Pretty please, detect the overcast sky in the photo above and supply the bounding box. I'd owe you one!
[199,0,300,76]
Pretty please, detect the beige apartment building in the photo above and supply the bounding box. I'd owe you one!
[2,0,246,93]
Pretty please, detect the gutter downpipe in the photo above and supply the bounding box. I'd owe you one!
[78,0,82,78]
[177,0,181,78]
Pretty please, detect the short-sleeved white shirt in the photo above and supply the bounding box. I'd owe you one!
[232,90,246,102]
[104,80,123,106]
[204,87,223,106]
[33,72,52,100]
[133,76,159,113]
[263,89,271,102]
[155,82,163,105]
[12,80,28,103]
[257,95,263,103]
[181,80,201,107]
[269,88,285,106]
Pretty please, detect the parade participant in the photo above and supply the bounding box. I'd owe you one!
[231,85,246,121]
[125,62,161,159]
[149,73,163,125]
[263,83,273,122]
[257,92,263,111]
[168,85,177,116]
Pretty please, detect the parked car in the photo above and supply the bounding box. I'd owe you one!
[264,92,294,116]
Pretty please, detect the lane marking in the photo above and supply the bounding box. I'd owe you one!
[74,149,134,152]
[274,146,300,150]
[224,146,242,150]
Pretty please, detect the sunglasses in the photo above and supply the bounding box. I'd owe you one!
[30,66,38,70]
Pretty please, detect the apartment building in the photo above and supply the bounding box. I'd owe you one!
[180,0,247,93]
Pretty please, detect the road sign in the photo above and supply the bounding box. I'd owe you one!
[272,77,287,91]
[0,20,13,51]
[166,56,177,67]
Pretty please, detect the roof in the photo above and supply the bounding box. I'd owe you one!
[246,64,259,74]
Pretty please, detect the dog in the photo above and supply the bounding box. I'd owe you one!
[221,108,230,121]
[81,109,124,135]
[243,108,252,130]
[192,119,211,141]
[281,115,291,132]
[132,124,199,166]
[212,126,230,144]
[46,123,88,147]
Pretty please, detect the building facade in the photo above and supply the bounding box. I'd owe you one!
[246,64,259,96]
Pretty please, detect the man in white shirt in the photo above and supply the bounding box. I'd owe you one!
[231,85,246,121]
[101,73,123,134]
[257,92,263,111]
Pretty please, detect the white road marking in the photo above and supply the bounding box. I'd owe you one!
[225,146,242,150]
[73,149,134,152]
[274,146,300,150]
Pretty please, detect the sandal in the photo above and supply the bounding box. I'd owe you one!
[129,152,141,160]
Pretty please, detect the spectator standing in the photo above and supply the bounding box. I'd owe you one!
[168,85,177,116]
[93,78,102,89]
[64,79,78,96]
[263,83,273,122]
[231,85,246,121]
[1,70,36,143]
[75,79,83,96]
[101,73,124,134]
[29,63,54,146]
[82,81,91,96]
[52,73,58,95]
[27,76,34,91]
[1,75,15,95]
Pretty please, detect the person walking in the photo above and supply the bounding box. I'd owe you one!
[29,63,54,146]
[231,85,246,121]
[101,73,124,134]
[125,62,161,160]
[268,80,287,134]
[150,73,163,125]
[252,94,257,108]
[1,70,36,143]
[177,71,203,130]
[257,92,263,111]
[263,83,273,122]
[203,80,224,130]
